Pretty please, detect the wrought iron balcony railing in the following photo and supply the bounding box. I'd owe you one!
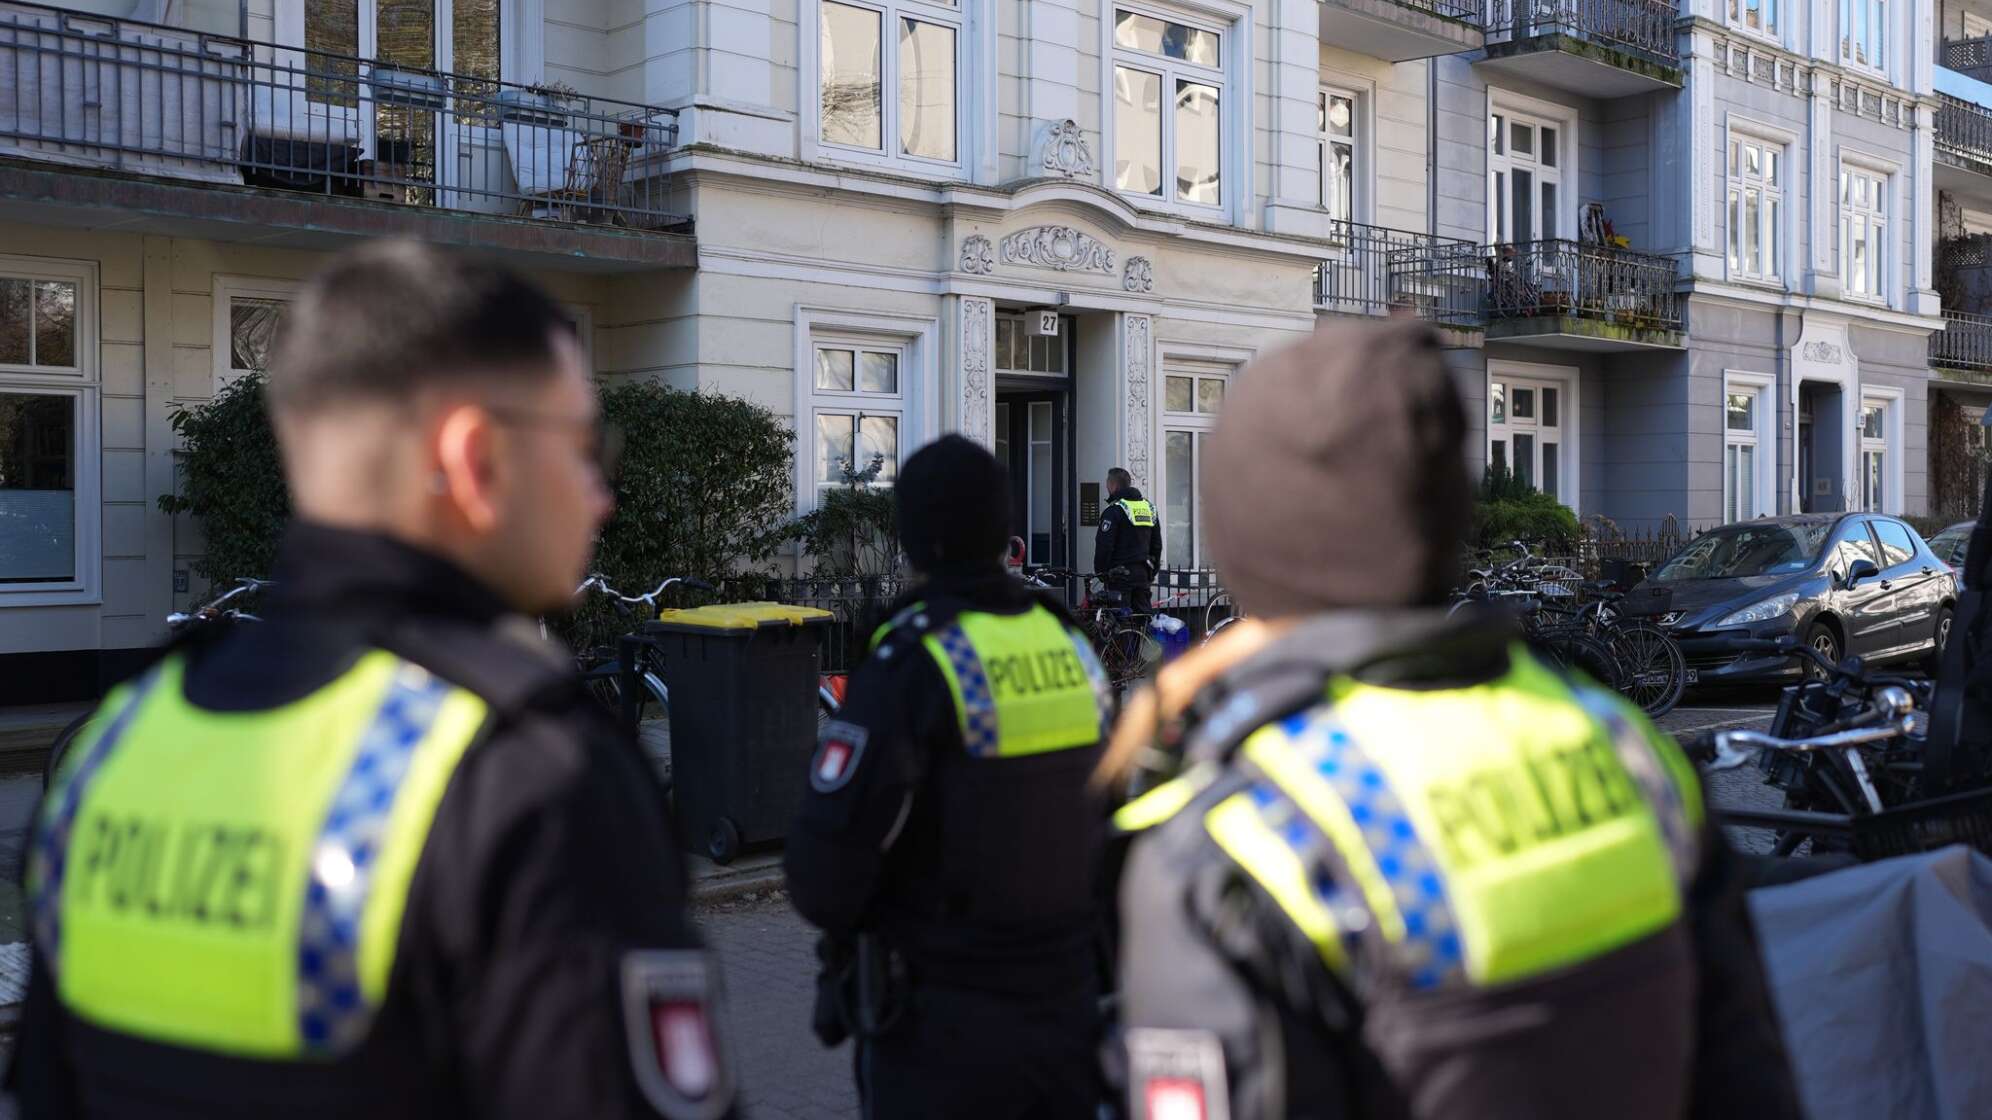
[1482,0,1679,67]
[1938,94,1992,179]
[1482,238,1681,331]
[1315,221,1484,328]
[0,0,682,227]
[1368,0,1481,21]
[1934,310,1992,374]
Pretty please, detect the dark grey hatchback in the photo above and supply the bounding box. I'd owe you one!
[1642,513,1958,684]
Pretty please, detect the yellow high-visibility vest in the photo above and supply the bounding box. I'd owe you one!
[922,605,1111,757]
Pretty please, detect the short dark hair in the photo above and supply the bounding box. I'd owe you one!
[269,240,577,415]
[1106,467,1132,487]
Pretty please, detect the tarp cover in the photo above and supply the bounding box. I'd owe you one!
[1749,846,1992,1120]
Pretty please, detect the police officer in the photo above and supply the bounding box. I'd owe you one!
[1105,322,1802,1120]
[1094,467,1162,611]
[787,435,1113,1120]
[9,242,733,1120]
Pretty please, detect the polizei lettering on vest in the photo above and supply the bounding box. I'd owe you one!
[1421,735,1642,869]
[983,643,1089,698]
[67,812,286,931]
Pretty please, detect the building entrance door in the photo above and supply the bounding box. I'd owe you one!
[992,313,1075,567]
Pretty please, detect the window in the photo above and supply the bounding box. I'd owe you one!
[1112,6,1226,209]
[812,342,902,491]
[1723,379,1769,523]
[306,0,501,106]
[0,255,96,603]
[819,0,961,167]
[1839,528,1880,572]
[1161,365,1227,566]
[1840,0,1887,72]
[1859,398,1888,512]
[1488,372,1568,503]
[1319,88,1357,225]
[995,316,1070,376]
[1730,0,1777,37]
[1872,519,1916,568]
[214,278,299,384]
[1840,166,1888,302]
[1727,136,1783,283]
[1488,109,1562,244]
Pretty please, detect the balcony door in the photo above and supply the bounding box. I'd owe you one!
[1487,109,1563,245]
[1488,365,1575,506]
[304,0,503,198]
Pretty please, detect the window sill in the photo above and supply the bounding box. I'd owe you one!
[1725,24,1785,50]
[0,588,101,608]
[810,145,968,185]
[1111,188,1232,225]
[1726,275,1788,294]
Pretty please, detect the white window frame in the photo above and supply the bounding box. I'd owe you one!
[1100,0,1251,224]
[1857,385,1905,515]
[801,0,971,179]
[1838,152,1896,307]
[1485,90,1577,246]
[1725,124,1789,287]
[1485,359,1581,513]
[1839,0,1890,78]
[1723,371,1777,523]
[1158,360,1230,569]
[1727,0,1781,44]
[276,0,523,82]
[1317,82,1365,227]
[0,254,101,607]
[212,275,300,388]
[792,307,938,518]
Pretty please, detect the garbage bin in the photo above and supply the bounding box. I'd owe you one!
[645,602,834,864]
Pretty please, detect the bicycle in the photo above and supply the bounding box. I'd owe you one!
[1016,566,1149,695]
[44,577,273,790]
[555,574,711,739]
[1203,591,1247,645]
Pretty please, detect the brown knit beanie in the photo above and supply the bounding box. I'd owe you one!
[1204,320,1471,619]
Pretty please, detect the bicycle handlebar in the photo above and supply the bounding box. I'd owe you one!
[575,575,714,609]
[1697,703,1926,772]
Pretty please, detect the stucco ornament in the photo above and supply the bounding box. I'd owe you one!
[960,298,994,445]
[1801,340,1843,364]
[1122,256,1154,293]
[1038,119,1094,179]
[1124,314,1153,484]
[999,226,1116,274]
[959,236,994,275]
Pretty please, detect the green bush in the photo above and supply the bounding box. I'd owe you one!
[156,372,290,588]
[1473,464,1579,552]
[791,454,898,577]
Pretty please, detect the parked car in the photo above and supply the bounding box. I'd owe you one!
[1641,513,1957,684]
[1928,521,1973,573]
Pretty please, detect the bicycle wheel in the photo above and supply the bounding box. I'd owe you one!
[1532,630,1621,690]
[1106,628,1154,691]
[1609,622,1687,718]
[1203,594,1233,638]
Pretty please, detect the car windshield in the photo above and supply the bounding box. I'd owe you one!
[1932,527,1971,565]
[1652,523,1831,580]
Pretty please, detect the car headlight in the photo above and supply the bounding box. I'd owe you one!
[1718,592,1801,628]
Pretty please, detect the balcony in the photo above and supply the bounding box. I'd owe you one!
[1318,0,1482,62]
[1933,311,1992,385]
[1943,35,1992,84]
[0,0,691,269]
[1478,0,1682,98]
[1315,221,1483,336]
[1481,238,1682,350]
[1939,93,1992,205]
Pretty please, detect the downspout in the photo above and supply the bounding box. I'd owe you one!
[1428,59,1438,238]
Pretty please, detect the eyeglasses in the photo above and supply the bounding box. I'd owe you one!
[486,408,625,482]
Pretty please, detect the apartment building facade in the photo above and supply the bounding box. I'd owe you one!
[0,0,1958,690]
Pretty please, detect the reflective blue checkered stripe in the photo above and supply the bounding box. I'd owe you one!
[27,671,163,971]
[934,623,1001,758]
[1272,710,1466,991]
[1240,781,1368,968]
[1573,688,1699,885]
[1069,628,1114,735]
[295,663,452,1056]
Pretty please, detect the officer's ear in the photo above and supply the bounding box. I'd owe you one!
[433,402,504,534]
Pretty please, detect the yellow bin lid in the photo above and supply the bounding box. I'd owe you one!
[651,601,836,630]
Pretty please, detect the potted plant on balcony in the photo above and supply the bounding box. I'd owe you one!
[367,63,448,111]
[497,80,582,127]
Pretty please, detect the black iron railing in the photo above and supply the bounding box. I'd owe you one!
[1934,311,1992,374]
[1938,94,1992,178]
[1943,35,1992,75]
[1482,0,1679,67]
[1483,239,1681,330]
[0,0,682,227]
[1316,221,1484,328]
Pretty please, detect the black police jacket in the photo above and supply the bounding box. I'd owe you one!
[785,568,1107,997]
[7,524,723,1120]
[1093,487,1162,585]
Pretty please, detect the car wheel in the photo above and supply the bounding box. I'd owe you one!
[1927,606,1955,675]
[1804,622,1840,680]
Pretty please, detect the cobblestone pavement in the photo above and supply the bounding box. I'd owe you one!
[700,894,859,1120]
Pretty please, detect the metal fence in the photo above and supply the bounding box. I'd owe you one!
[1935,310,1992,374]
[1938,94,1992,179]
[1316,221,1485,328]
[1369,0,1482,21]
[1482,0,1680,66]
[1943,35,1992,75]
[1483,238,1681,331]
[0,0,683,227]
